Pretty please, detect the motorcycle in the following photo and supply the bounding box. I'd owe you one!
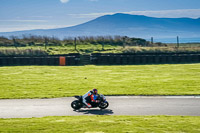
[71,94,109,110]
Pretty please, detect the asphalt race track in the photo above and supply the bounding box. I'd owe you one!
[0,96,200,118]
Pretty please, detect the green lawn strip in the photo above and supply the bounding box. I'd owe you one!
[1,45,200,55]
[0,64,200,99]
[0,45,121,55]
[0,116,199,133]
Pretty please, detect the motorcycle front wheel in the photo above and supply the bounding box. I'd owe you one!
[99,101,109,109]
[71,100,82,110]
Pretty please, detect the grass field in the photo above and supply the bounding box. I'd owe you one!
[0,116,199,133]
[168,43,200,47]
[0,64,200,99]
[0,45,120,55]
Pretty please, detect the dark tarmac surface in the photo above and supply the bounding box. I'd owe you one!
[0,96,200,118]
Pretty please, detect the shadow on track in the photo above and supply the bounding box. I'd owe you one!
[74,109,113,115]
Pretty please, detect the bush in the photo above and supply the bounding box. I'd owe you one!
[122,46,200,54]
[0,48,48,57]
[0,35,151,47]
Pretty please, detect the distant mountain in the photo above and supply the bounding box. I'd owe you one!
[0,13,200,42]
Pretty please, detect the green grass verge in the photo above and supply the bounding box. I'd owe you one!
[0,64,200,99]
[1,45,200,55]
[0,45,121,55]
[0,116,200,133]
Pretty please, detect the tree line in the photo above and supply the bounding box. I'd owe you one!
[0,35,166,47]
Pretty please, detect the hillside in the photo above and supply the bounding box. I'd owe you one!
[0,13,200,41]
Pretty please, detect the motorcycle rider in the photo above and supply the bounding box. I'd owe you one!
[82,88,99,108]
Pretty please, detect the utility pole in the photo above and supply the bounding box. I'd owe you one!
[122,36,126,48]
[151,37,154,45]
[74,37,77,51]
[102,42,105,51]
[177,36,179,48]
[102,37,105,51]
[13,38,17,48]
[45,38,48,50]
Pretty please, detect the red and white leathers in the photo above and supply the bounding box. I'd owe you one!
[82,91,98,108]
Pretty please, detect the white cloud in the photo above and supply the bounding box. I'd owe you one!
[89,0,99,2]
[60,0,69,3]
[127,9,200,18]
[31,16,53,18]
[0,25,74,32]
[69,12,112,18]
[0,20,47,22]
[69,9,200,19]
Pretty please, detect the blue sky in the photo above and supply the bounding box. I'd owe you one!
[0,0,200,32]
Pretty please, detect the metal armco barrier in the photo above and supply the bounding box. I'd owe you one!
[90,53,200,65]
[0,53,200,66]
[0,57,60,66]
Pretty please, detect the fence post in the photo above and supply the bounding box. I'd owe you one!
[151,37,154,45]
[74,37,77,51]
[45,38,48,50]
[177,36,179,48]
